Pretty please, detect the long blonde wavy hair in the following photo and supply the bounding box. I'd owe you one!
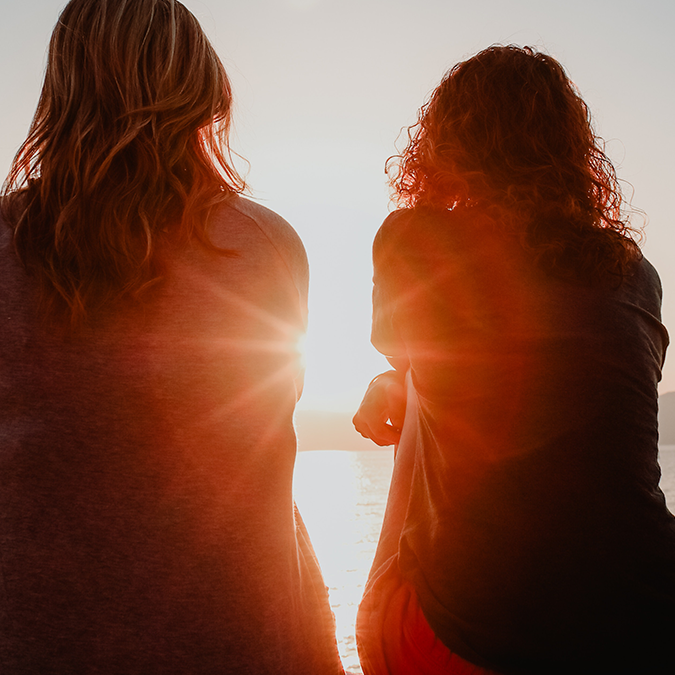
[2,0,245,325]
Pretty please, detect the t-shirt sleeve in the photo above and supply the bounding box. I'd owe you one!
[371,212,409,367]
[230,195,309,331]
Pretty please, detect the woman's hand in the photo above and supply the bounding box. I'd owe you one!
[352,370,407,446]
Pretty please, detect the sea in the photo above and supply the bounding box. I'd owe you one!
[293,445,675,674]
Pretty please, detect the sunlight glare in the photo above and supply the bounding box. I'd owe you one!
[294,449,394,673]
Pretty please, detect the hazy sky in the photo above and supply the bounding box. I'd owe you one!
[1,0,673,410]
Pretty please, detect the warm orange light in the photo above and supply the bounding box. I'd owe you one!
[294,449,394,673]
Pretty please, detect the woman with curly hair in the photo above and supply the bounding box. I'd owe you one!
[354,45,674,674]
[0,1,343,673]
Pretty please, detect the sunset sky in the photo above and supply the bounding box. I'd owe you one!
[1,0,673,411]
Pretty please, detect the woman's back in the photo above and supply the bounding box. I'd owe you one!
[355,44,674,675]
[1,1,343,669]
[370,206,675,673]
[0,195,342,674]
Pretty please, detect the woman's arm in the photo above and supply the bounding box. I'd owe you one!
[353,214,412,445]
[352,368,407,446]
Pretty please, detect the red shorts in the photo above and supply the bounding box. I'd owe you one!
[356,556,503,675]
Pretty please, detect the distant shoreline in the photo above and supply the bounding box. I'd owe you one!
[659,392,675,444]
[295,410,379,453]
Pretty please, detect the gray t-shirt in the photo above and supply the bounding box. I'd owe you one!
[0,195,343,674]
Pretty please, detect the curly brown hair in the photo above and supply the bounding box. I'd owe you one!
[389,45,641,281]
[2,0,245,326]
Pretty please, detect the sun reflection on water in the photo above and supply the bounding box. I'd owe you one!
[293,449,394,674]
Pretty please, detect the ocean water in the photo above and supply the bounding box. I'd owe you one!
[294,450,394,673]
[293,445,675,674]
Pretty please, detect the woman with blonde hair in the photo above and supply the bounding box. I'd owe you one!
[0,1,343,673]
[354,45,675,674]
